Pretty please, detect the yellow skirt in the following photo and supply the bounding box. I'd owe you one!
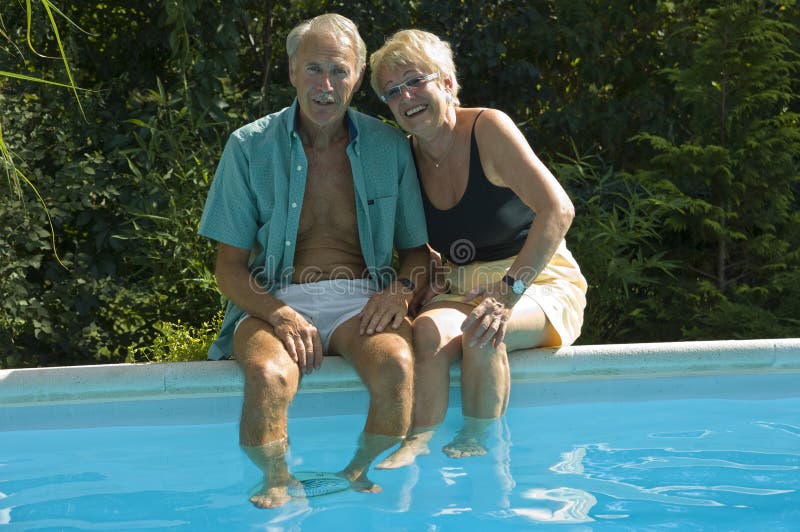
[429,240,587,346]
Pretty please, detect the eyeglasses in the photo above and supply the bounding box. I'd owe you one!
[380,72,440,103]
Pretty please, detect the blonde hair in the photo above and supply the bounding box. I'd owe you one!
[286,13,367,71]
[369,29,460,105]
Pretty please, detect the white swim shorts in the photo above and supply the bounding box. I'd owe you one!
[234,278,379,353]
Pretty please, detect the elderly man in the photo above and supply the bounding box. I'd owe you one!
[198,13,428,508]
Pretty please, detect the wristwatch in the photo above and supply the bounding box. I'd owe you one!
[397,277,416,291]
[502,274,527,296]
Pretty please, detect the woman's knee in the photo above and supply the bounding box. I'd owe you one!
[411,315,450,363]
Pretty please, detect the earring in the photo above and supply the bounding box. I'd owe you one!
[445,92,452,105]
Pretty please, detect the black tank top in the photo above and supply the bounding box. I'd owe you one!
[416,111,535,265]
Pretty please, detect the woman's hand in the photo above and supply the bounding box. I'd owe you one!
[460,280,519,348]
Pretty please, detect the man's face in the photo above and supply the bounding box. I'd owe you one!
[290,31,363,131]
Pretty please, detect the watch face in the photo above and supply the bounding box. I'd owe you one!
[512,279,526,295]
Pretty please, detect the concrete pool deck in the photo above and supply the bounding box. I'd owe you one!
[1,338,799,405]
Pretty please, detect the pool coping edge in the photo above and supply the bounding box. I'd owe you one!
[1,338,798,405]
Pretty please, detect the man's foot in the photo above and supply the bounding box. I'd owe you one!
[249,480,295,508]
[376,428,436,469]
[242,439,296,509]
[442,416,494,458]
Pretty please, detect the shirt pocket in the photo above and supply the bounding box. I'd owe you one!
[366,194,398,220]
[366,194,398,253]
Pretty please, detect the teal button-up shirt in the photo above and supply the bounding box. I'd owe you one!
[198,100,428,360]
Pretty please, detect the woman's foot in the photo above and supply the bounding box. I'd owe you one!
[337,470,382,493]
[376,427,436,469]
[443,416,495,458]
[338,432,403,491]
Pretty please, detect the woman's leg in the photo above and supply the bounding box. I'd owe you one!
[376,303,469,469]
[444,296,559,458]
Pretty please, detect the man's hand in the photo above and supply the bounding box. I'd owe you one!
[460,280,518,349]
[268,305,324,374]
[358,282,413,335]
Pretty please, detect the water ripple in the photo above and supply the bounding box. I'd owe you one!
[755,421,800,437]
[511,487,596,523]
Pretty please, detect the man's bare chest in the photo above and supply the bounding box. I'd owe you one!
[298,151,358,235]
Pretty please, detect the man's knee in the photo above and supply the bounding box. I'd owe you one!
[236,327,299,402]
[242,357,295,394]
[361,334,414,389]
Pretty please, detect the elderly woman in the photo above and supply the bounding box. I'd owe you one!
[369,30,587,467]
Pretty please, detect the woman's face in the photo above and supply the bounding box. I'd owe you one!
[378,64,449,136]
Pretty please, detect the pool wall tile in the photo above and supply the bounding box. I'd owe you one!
[1,339,798,407]
[163,360,242,395]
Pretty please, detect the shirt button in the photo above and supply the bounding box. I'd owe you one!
[285,240,291,246]
[291,202,297,208]
[296,165,302,171]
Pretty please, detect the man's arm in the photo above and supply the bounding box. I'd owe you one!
[215,243,323,373]
[395,244,430,304]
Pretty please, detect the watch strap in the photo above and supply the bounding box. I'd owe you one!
[397,277,416,292]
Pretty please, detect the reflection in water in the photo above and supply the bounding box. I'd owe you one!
[650,430,711,439]
[429,417,517,518]
[547,442,798,511]
[440,466,467,486]
[512,487,597,523]
[394,462,420,513]
[494,420,597,524]
[491,417,515,509]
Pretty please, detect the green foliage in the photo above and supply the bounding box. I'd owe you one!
[128,311,223,363]
[2,0,799,367]
[555,148,680,343]
[632,1,800,337]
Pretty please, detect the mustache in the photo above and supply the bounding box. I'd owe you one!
[311,92,336,104]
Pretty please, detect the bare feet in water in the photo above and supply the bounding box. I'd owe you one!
[443,435,488,458]
[338,470,382,493]
[242,439,297,509]
[376,427,436,469]
[338,432,403,491]
[249,479,299,508]
[442,417,494,458]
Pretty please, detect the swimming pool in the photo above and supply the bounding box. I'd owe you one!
[2,339,799,530]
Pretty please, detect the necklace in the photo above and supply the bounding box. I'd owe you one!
[425,130,456,169]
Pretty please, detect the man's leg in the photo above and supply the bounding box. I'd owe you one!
[328,316,415,491]
[234,317,302,509]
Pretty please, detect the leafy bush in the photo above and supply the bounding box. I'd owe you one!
[127,311,223,363]
[554,148,680,344]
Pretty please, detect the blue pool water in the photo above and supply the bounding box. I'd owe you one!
[1,373,799,530]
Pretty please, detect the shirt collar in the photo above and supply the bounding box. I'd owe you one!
[287,98,359,148]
